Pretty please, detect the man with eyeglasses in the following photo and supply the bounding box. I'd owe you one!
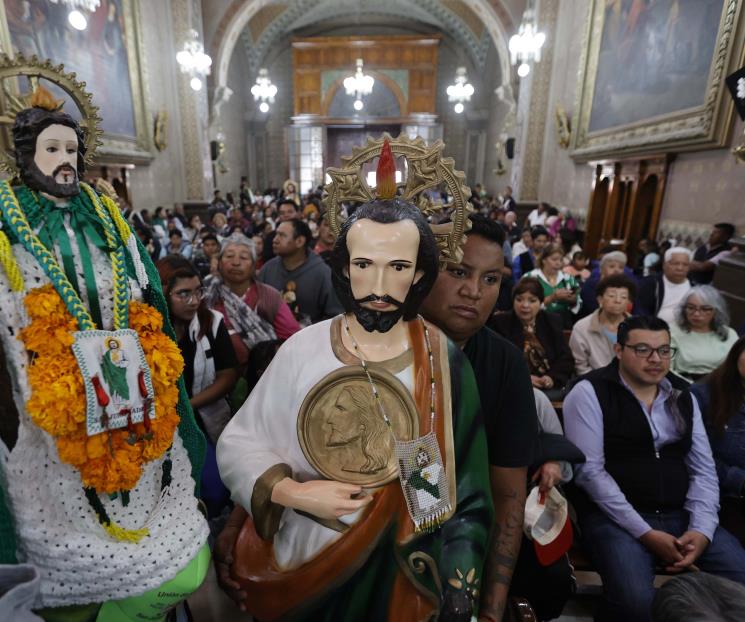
[563,316,745,622]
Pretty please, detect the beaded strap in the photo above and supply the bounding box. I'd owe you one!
[0,181,129,331]
[342,313,437,433]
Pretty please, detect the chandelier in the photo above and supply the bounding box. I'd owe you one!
[47,0,101,30]
[446,67,474,114]
[176,29,212,92]
[509,1,545,78]
[251,68,278,113]
[343,59,374,111]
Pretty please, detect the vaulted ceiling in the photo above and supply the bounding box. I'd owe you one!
[238,0,494,73]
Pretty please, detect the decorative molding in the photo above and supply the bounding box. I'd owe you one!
[518,0,559,201]
[657,219,713,250]
[570,0,745,161]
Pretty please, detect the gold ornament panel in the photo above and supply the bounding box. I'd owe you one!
[298,366,419,488]
[322,133,473,268]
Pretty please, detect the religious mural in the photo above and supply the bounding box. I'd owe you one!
[5,0,136,138]
[589,0,723,132]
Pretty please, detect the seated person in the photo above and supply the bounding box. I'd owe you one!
[563,250,591,283]
[564,316,745,622]
[580,250,628,315]
[490,277,575,398]
[525,243,581,328]
[512,226,550,281]
[509,389,576,621]
[570,275,636,375]
[670,285,739,383]
[204,233,300,367]
[691,336,745,545]
[156,256,239,519]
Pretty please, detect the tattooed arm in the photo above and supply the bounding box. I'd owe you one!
[479,465,527,622]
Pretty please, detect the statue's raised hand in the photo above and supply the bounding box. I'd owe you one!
[271,477,373,520]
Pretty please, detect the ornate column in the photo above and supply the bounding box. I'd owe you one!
[512,0,559,201]
[170,0,213,201]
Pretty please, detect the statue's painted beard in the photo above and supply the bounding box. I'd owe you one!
[351,294,405,333]
[21,158,80,198]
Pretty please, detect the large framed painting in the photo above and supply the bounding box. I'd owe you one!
[571,0,745,161]
[0,0,152,163]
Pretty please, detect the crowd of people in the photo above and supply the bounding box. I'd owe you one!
[126,179,745,621]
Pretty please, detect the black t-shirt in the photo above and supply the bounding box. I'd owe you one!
[463,326,538,467]
[178,317,238,399]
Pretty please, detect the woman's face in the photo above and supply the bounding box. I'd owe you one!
[190,215,202,230]
[684,295,715,331]
[543,252,563,274]
[168,276,202,323]
[598,287,629,317]
[514,292,541,324]
[219,243,254,284]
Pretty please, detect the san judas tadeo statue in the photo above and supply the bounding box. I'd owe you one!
[217,135,494,621]
[0,55,209,620]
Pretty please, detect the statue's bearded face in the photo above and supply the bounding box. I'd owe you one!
[346,219,424,332]
[29,124,80,198]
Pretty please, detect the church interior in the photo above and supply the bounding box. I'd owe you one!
[1,1,745,621]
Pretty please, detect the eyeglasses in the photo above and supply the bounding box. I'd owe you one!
[171,287,205,303]
[623,343,677,359]
[684,304,714,314]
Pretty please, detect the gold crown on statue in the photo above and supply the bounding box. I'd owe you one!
[0,52,103,174]
[322,133,473,268]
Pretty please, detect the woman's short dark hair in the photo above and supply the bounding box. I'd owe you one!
[330,199,439,321]
[537,243,564,269]
[596,274,637,300]
[512,276,545,302]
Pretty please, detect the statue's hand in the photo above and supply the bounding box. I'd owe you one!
[271,478,372,520]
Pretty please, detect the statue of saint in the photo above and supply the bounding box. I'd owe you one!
[217,139,493,621]
[0,61,208,621]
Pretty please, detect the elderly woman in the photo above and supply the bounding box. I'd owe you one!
[490,277,575,396]
[525,243,581,327]
[205,233,300,366]
[671,285,738,382]
[570,274,636,375]
[579,250,629,315]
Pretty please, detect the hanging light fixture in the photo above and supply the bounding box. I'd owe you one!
[446,67,474,114]
[251,68,277,113]
[47,0,101,30]
[509,1,545,78]
[176,29,212,92]
[343,59,374,111]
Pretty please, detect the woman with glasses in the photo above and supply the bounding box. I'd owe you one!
[671,285,738,382]
[570,274,637,375]
[156,256,239,519]
[691,336,745,544]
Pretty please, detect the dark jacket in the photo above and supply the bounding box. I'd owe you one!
[636,273,665,317]
[489,310,575,387]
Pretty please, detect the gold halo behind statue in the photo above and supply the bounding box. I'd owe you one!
[322,133,473,268]
[0,52,103,175]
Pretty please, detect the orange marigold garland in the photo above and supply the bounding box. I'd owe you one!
[20,285,183,494]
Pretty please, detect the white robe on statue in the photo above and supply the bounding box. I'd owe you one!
[216,317,415,570]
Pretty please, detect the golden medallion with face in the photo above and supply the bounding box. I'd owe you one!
[298,366,419,487]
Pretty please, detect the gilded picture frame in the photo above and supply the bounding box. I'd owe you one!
[0,0,153,164]
[571,0,745,161]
